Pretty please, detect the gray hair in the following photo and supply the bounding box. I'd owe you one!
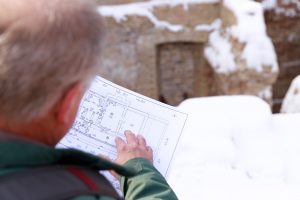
[0,0,105,121]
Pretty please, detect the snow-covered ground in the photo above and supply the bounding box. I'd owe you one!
[168,96,300,200]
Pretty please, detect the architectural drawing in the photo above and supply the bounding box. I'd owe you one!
[57,76,187,191]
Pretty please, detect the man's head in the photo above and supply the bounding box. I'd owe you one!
[0,0,105,145]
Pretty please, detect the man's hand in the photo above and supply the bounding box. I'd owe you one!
[114,130,153,166]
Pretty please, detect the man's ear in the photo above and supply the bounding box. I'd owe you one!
[56,82,84,124]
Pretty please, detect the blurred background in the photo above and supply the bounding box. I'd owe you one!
[92,1,300,199]
[94,0,299,113]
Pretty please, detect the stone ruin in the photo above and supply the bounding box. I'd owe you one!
[258,0,300,112]
[96,0,280,108]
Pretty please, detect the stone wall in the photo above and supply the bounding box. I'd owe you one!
[98,2,221,104]
[253,0,300,111]
[97,1,278,106]
[262,1,300,112]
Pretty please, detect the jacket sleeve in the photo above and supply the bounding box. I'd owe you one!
[120,158,178,200]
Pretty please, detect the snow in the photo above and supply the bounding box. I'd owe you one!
[261,0,300,17]
[98,0,220,32]
[98,4,184,32]
[204,0,278,74]
[281,75,300,113]
[195,18,221,32]
[258,86,272,100]
[224,0,278,73]
[204,31,236,73]
[99,0,278,74]
[261,0,278,9]
[168,96,300,200]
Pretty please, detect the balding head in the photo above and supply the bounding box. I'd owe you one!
[0,0,105,121]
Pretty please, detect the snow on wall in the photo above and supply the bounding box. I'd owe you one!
[98,0,219,32]
[261,0,278,9]
[225,0,278,72]
[98,3,183,32]
[99,0,278,75]
[261,0,300,17]
[258,86,272,100]
[195,18,221,32]
[281,75,300,113]
[205,0,278,74]
[205,30,236,73]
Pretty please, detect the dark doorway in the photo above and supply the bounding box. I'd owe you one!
[156,42,212,106]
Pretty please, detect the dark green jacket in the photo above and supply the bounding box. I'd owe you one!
[0,133,178,200]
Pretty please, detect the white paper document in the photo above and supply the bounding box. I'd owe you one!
[57,76,187,190]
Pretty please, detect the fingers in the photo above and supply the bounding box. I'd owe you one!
[113,130,154,165]
[125,130,138,145]
[146,146,153,162]
[137,134,146,146]
[125,130,147,147]
[146,145,153,154]
[115,137,126,153]
[125,131,147,148]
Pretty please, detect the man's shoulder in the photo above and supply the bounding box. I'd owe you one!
[0,132,124,200]
[0,165,122,200]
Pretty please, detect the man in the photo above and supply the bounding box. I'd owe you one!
[0,0,178,199]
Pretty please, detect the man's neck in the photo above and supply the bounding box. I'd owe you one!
[0,116,60,146]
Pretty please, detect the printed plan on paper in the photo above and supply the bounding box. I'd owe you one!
[57,76,188,191]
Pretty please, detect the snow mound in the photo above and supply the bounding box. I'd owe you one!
[281,75,300,113]
[169,96,300,200]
